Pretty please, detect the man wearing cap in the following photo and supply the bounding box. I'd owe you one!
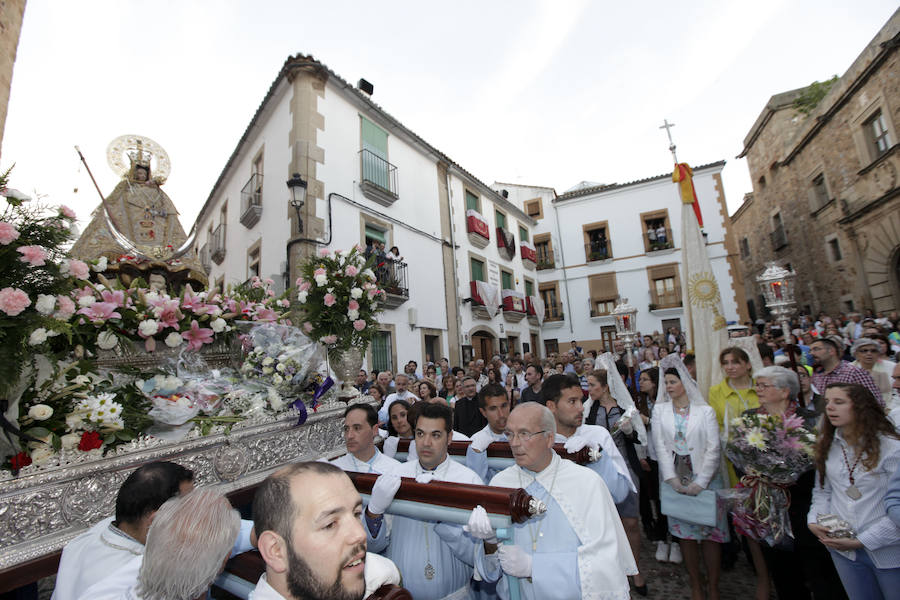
[810,336,882,403]
[851,337,896,402]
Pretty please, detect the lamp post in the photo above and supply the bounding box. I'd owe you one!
[756,262,804,404]
[612,298,639,395]
[287,172,308,233]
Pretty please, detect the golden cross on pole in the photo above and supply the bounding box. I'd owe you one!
[660,119,679,163]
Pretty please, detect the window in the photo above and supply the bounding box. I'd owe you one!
[372,330,393,372]
[740,237,750,259]
[589,273,618,317]
[758,175,767,189]
[423,334,439,365]
[465,190,481,212]
[539,283,562,321]
[253,153,264,176]
[641,209,672,252]
[501,270,513,290]
[600,326,616,352]
[524,279,534,297]
[248,244,260,279]
[470,257,485,282]
[583,221,611,261]
[544,339,559,355]
[771,212,787,250]
[811,173,829,211]
[828,237,842,262]
[519,225,528,242]
[525,199,543,219]
[495,210,507,230]
[535,234,553,269]
[361,116,391,191]
[364,224,386,246]
[647,263,680,309]
[864,109,890,159]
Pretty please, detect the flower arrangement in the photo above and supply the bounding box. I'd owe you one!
[294,246,383,358]
[720,411,816,545]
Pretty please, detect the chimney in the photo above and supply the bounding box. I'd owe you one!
[357,78,374,96]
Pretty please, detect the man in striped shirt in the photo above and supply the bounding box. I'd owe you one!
[810,336,882,404]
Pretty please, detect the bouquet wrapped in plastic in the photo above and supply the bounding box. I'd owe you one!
[719,411,816,545]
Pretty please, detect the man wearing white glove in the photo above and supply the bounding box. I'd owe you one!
[364,402,482,600]
[543,374,635,503]
[330,404,401,475]
[471,403,635,600]
[465,383,511,483]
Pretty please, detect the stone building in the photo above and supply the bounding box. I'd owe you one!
[732,9,900,318]
[0,0,26,156]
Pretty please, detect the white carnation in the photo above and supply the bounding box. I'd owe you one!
[347,309,359,320]
[350,287,363,299]
[297,290,308,303]
[164,332,183,348]
[35,294,56,316]
[28,404,53,421]
[28,328,49,346]
[60,433,81,450]
[314,274,327,286]
[78,295,96,308]
[29,446,55,466]
[65,414,84,430]
[97,330,118,350]
[138,319,159,337]
[92,256,108,272]
[210,317,226,333]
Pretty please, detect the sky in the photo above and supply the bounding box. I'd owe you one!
[2,0,897,233]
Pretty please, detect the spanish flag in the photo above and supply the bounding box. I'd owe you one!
[673,163,703,227]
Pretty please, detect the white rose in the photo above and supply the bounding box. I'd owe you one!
[60,433,81,450]
[362,269,375,281]
[262,367,274,375]
[347,309,359,320]
[272,374,283,385]
[138,319,159,337]
[29,446,55,466]
[262,357,274,366]
[350,287,363,299]
[92,256,108,272]
[29,328,49,346]
[66,414,84,430]
[78,295,96,308]
[28,404,53,421]
[297,290,308,303]
[276,363,286,372]
[164,332,183,348]
[210,317,226,333]
[97,330,118,350]
[314,274,328,286]
[35,294,56,316]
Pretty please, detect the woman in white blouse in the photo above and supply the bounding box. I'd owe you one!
[807,382,900,599]
[651,356,727,600]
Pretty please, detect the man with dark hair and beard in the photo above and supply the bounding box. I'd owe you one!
[251,461,400,600]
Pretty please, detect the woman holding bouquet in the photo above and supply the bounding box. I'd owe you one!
[709,347,760,486]
[808,383,900,599]
[652,355,728,600]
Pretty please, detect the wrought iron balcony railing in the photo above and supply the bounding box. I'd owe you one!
[240,173,263,228]
[211,224,226,264]
[359,149,398,203]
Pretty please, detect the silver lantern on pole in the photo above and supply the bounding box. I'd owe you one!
[611,298,639,394]
[756,262,804,403]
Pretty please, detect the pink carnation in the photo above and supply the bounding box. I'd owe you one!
[55,295,75,319]
[59,205,77,219]
[348,299,360,311]
[17,245,48,266]
[353,319,366,331]
[345,265,359,277]
[0,287,31,316]
[297,280,311,292]
[319,248,330,257]
[303,322,313,333]
[324,293,336,307]
[320,334,338,344]
[68,259,90,280]
[0,222,20,245]
[313,267,326,277]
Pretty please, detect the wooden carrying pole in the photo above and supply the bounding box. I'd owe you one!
[394,439,594,465]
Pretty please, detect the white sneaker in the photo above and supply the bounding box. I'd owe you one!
[669,543,683,564]
[655,541,669,562]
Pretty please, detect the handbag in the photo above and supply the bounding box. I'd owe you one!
[660,481,718,527]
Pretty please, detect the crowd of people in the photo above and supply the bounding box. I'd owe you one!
[47,312,900,600]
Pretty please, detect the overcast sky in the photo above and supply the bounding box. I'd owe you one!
[2,0,897,232]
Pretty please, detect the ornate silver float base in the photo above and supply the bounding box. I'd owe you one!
[0,403,355,572]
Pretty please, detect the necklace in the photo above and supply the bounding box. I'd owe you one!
[423,523,435,580]
[840,443,864,500]
[518,460,560,551]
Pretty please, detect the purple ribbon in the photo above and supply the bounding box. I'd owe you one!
[310,376,334,412]
[290,397,308,426]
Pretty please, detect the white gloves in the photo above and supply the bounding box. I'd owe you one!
[665,477,685,494]
[498,544,532,577]
[563,435,598,454]
[470,430,494,453]
[368,473,401,515]
[683,482,704,496]
[415,473,435,484]
[382,436,399,458]
[618,417,634,435]
[464,505,497,542]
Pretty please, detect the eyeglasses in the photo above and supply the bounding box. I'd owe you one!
[755,382,778,390]
[502,430,547,442]
[856,348,879,354]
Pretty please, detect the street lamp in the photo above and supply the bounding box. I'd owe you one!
[612,298,639,394]
[757,262,804,403]
[287,172,308,233]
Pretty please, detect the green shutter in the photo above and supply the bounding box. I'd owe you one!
[372,331,392,372]
[525,280,533,296]
[361,117,388,157]
[495,211,506,229]
[519,226,528,242]
[465,191,479,212]
[501,271,513,290]
[471,258,485,282]
[364,225,385,244]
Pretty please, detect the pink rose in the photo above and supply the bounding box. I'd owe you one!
[348,300,360,311]
[324,293,336,307]
[59,205,77,219]
[345,265,359,277]
[0,222,20,245]
[17,245,48,266]
[68,259,90,280]
[303,322,313,333]
[0,287,31,316]
[353,319,366,331]
[319,248,330,257]
[320,334,338,344]
[297,280,311,292]
[55,295,75,319]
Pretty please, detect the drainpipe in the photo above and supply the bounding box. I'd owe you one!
[446,167,464,365]
[553,200,574,335]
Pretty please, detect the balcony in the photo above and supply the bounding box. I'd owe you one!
[544,303,564,322]
[210,224,226,265]
[536,255,554,270]
[466,210,490,248]
[199,243,211,273]
[240,173,263,228]
[520,241,536,268]
[646,227,674,252]
[584,242,611,263]
[501,290,527,323]
[770,226,788,251]
[374,258,409,309]
[469,280,498,320]
[359,149,399,207]
[526,296,540,326]
[649,295,682,311]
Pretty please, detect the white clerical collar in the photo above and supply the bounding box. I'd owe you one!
[416,455,452,477]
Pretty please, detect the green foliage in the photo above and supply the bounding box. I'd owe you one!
[793,76,839,115]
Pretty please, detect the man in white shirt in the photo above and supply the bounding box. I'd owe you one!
[330,404,400,475]
[378,373,418,423]
[81,488,241,600]
[365,402,482,600]
[465,383,511,483]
